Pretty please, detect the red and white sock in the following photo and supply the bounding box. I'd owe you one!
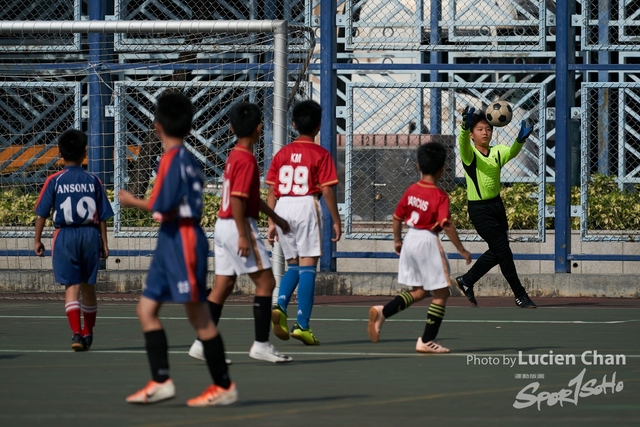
[81,304,97,336]
[65,301,82,335]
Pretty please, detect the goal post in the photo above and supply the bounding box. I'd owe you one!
[0,19,314,295]
[0,19,292,161]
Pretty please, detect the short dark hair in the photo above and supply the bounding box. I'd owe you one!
[58,129,87,162]
[417,142,447,176]
[229,102,262,137]
[470,113,493,131]
[154,92,193,138]
[292,100,322,135]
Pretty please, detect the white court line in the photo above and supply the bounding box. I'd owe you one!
[0,315,638,324]
[1,349,639,358]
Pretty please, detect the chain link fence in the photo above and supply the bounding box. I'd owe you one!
[580,83,640,241]
[343,82,546,241]
[343,0,546,51]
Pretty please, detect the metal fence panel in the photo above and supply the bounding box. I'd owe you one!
[344,81,546,241]
[580,83,640,242]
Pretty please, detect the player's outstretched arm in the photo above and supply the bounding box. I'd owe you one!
[392,218,403,255]
[458,107,475,165]
[34,216,46,256]
[321,186,342,242]
[259,199,290,234]
[117,190,150,211]
[442,222,472,265]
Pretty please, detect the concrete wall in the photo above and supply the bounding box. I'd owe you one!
[1,230,639,298]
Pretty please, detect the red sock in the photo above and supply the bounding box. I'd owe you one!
[65,301,82,335]
[81,304,97,336]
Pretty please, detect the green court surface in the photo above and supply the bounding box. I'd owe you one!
[1,297,639,427]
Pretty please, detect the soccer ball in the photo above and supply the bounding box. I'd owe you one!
[485,101,513,127]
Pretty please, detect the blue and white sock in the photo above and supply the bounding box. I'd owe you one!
[276,264,299,312]
[296,266,317,329]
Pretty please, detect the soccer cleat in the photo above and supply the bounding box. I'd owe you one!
[249,342,293,363]
[186,383,238,407]
[455,276,478,306]
[367,305,385,343]
[415,338,450,354]
[83,334,93,350]
[271,305,290,341]
[71,333,85,351]
[126,379,176,404]
[515,294,537,308]
[290,322,320,346]
[188,339,232,365]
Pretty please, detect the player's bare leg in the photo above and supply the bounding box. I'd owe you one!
[208,275,236,305]
[248,269,293,363]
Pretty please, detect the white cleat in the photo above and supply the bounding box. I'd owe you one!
[126,379,176,404]
[188,339,232,365]
[249,342,293,363]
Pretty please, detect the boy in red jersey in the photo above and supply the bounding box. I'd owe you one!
[265,100,341,345]
[119,92,236,406]
[34,129,113,351]
[367,142,472,353]
[188,101,293,363]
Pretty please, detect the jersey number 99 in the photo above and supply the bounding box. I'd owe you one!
[278,165,309,195]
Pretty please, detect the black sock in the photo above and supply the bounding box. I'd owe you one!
[202,334,231,389]
[253,296,271,343]
[422,303,446,343]
[144,329,169,383]
[382,291,414,318]
[208,301,223,325]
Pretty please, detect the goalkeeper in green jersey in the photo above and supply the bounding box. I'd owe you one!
[454,107,537,309]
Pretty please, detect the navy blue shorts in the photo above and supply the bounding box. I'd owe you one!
[144,220,209,303]
[52,227,101,285]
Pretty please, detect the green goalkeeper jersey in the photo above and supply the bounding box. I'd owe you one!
[458,128,525,201]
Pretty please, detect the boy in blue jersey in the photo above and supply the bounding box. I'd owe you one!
[118,93,237,407]
[34,129,114,351]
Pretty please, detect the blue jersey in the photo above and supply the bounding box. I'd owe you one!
[35,166,114,228]
[148,146,204,221]
[144,145,209,303]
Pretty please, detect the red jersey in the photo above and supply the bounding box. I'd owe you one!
[218,145,261,219]
[265,138,338,198]
[393,181,451,232]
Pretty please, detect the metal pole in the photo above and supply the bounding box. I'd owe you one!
[554,1,574,273]
[88,0,104,183]
[272,20,288,294]
[319,0,338,272]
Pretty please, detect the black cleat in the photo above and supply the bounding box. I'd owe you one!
[71,334,85,351]
[83,334,93,350]
[515,294,537,308]
[455,276,478,306]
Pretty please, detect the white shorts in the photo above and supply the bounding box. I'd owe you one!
[274,196,322,259]
[214,218,272,276]
[397,228,451,291]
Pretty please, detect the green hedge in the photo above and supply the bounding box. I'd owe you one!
[3,174,640,231]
